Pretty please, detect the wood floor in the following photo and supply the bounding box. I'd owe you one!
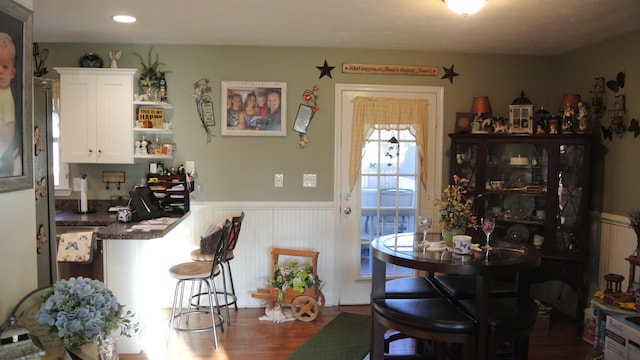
[119,305,595,360]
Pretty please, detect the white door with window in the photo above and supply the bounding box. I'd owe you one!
[335,84,444,304]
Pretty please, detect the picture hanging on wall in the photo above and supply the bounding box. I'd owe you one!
[0,2,33,193]
[221,81,287,137]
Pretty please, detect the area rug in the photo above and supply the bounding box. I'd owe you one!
[286,312,371,360]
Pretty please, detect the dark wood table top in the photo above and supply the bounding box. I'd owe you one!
[371,232,541,276]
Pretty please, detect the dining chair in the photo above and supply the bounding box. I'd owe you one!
[168,219,231,350]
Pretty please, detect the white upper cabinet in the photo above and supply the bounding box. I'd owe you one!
[56,68,136,164]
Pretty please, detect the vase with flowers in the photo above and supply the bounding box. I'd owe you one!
[435,175,478,247]
[628,209,640,257]
[37,276,138,360]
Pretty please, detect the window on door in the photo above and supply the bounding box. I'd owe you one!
[360,128,417,276]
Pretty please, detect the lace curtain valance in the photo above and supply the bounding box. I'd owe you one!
[349,96,430,191]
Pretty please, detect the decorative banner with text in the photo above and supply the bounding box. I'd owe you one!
[342,63,438,76]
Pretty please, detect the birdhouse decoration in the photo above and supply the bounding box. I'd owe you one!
[508,91,534,134]
[0,316,46,360]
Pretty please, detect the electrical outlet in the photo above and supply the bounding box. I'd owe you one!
[274,174,284,187]
[303,174,317,187]
[73,177,82,191]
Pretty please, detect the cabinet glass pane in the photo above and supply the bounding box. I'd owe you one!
[453,143,477,192]
[483,142,548,246]
[555,144,586,252]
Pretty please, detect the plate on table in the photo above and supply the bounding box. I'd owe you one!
[507,224,530,242]
[503,194,535,219]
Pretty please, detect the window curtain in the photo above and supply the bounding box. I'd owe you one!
[349,96,429,191]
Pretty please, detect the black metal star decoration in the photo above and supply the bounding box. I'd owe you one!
[441,64,459,84]
[316,59,335,79]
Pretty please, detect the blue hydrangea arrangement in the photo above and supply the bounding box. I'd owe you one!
[37,276,138,349]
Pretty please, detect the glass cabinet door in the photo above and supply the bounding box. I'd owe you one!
[452,142,478,192]
[555,143,586,253]
[482,142,549,248]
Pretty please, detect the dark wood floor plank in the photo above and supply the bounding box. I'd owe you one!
[119,305,593,359]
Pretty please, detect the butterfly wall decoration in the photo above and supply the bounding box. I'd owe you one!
[628,118,640,138]
[606,72,625,93]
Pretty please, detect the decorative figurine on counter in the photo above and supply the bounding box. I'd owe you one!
[108,50,122,68]
[493,117,508,133]
[577,101,589,133]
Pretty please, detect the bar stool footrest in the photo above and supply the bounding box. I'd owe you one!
[169,310,224,332]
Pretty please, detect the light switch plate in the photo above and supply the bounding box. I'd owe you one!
[274,174,284,187]
[303,174,317,187]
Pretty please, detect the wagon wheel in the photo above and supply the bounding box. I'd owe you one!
[316,291,326,312]
[291,295,320,322]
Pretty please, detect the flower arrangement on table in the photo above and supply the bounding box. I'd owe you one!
[269,261,321,303]
[37,276,138,349]
[434,175,478,231]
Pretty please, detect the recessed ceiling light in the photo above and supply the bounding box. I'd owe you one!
[112,15,136,23]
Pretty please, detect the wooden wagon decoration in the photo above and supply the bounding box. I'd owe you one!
[252,248,325,322]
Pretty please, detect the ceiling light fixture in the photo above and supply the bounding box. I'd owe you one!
[443,0,487,16]
[112,15,136,23]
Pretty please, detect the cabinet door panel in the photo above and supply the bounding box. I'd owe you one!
[59,74,96,163]
[96,74,133,163]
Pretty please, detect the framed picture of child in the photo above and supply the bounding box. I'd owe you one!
[0,2,33,193]
[221,81,287,137]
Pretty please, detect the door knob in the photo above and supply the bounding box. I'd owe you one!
[343,207,352,215]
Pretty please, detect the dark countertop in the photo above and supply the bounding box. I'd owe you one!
[55,200,189,240]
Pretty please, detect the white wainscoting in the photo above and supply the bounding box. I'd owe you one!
[151,201,337,309]
[596,212,638,292]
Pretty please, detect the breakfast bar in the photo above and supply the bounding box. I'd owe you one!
[55,205,191,354]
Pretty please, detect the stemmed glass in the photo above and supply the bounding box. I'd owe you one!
[481,217,496,250]
[418,216,433,252]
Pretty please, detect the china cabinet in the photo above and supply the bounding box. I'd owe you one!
[449,133,592,318]
[56,68,136,164]
[133,101,175,159]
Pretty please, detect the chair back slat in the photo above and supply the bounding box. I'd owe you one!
[227,211,245,252]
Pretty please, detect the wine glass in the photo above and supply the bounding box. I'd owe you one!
[481,217,496,249]
[418,216,433,252]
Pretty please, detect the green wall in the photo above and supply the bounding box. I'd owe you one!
[42,29,640,214]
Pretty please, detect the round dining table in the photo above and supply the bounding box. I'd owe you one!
[370,232,541,360]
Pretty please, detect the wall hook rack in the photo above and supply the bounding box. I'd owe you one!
[102,171,125,190]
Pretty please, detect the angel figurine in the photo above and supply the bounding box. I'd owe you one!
[109,50,122,68]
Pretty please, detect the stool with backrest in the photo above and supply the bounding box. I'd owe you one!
[168,219,232,350]
[190,218,237,325]
[221,211,244,311]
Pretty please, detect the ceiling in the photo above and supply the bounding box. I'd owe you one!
[33,0,640,56]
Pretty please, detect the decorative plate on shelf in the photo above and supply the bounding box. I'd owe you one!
[80,52,104,68]
[503,194,535,219]
[509,170,532,188]
[507,224,530,242]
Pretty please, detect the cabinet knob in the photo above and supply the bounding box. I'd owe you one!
[88,149,93,153]
[98,149,102,154]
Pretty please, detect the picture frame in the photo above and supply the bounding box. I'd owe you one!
[0,3,33,194]
[221,81,287,136]
[292,104,314,134]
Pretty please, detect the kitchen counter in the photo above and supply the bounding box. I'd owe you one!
[55,200,189,239]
